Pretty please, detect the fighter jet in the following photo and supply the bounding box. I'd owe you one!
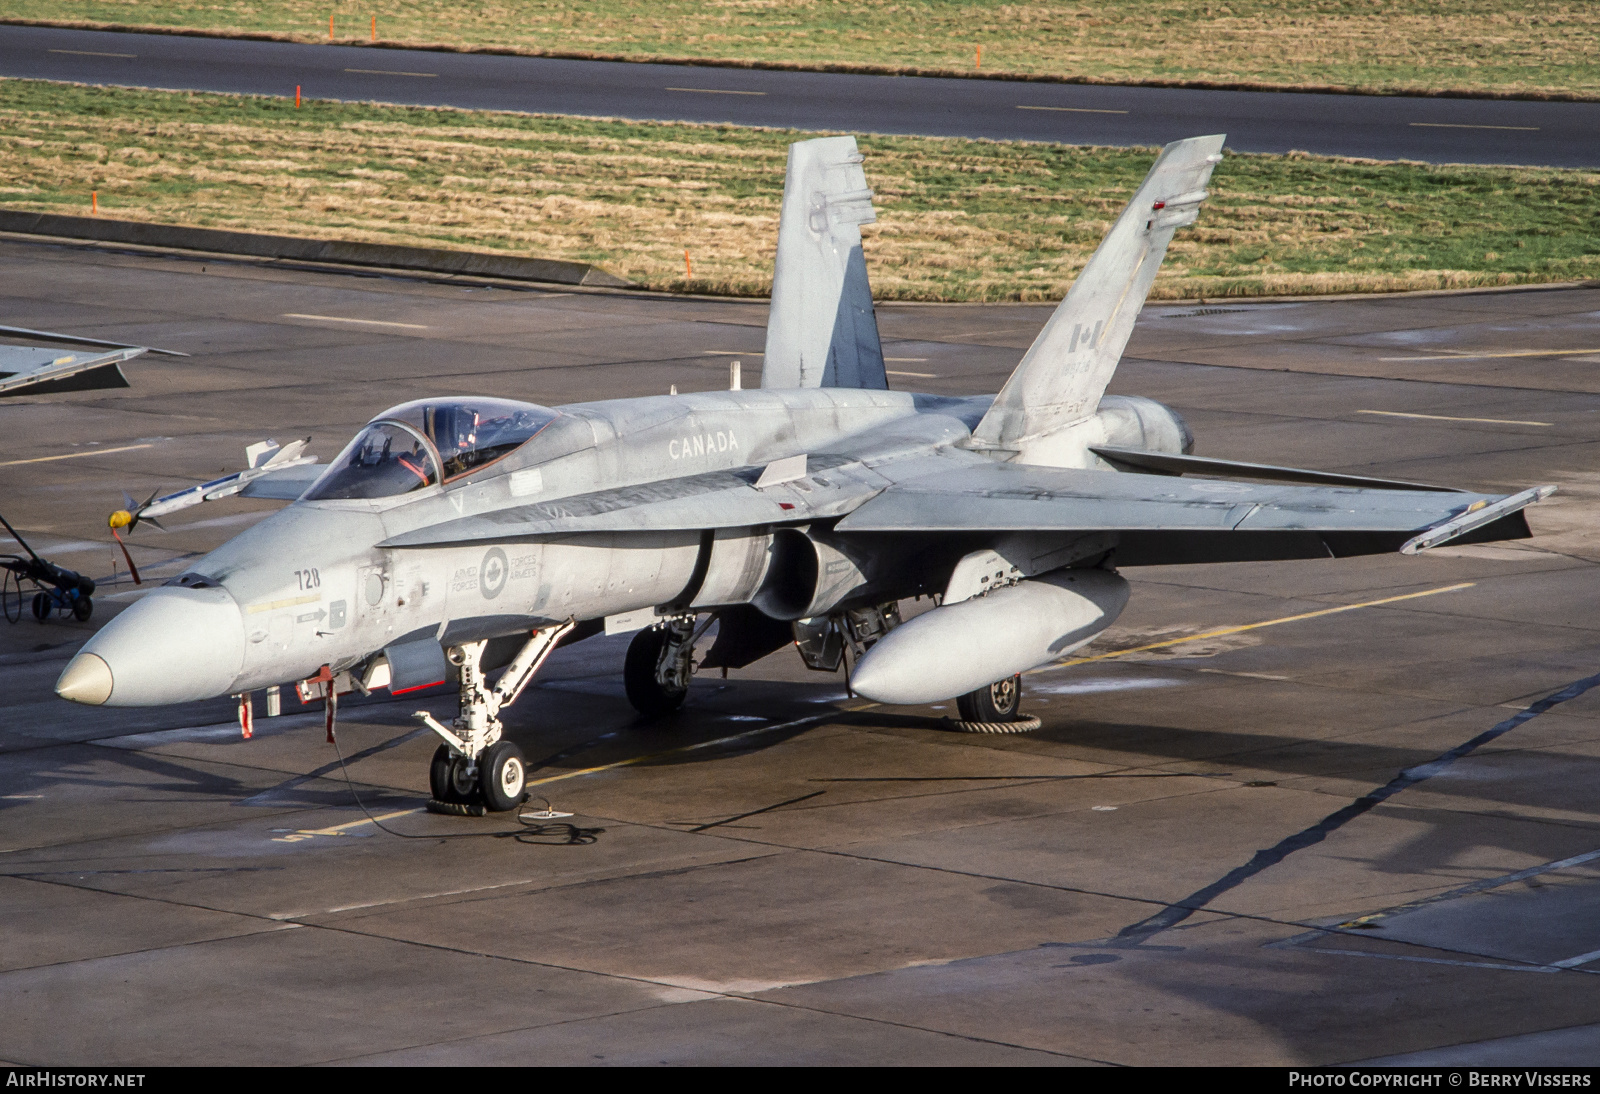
[55,134,1553,813]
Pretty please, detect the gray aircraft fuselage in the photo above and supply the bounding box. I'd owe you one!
[65,386,1021,706]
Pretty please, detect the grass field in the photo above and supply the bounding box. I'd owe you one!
[2,80,1596,301]
[8,1,1600,99]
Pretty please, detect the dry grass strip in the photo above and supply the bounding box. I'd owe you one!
[2,80,1596,301]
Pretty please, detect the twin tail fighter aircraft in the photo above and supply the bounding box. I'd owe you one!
[55,134,1553,813]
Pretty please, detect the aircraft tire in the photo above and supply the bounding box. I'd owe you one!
[429,744,478,804]
[956,674,1023,723]
[479,741,527,812]
[624,627,688,718]
[72,596,93,623]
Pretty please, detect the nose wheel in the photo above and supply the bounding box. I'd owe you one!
[414,622,572,814]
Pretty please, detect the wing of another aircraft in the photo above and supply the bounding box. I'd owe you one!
[761,136,888,391]
[0,324,187,397]
[0,346,144,396]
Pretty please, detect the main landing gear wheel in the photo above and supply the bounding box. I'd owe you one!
[429,743,479,804]
[624,626,688,718]
[952,674,1041,734]
[479,740,527,812]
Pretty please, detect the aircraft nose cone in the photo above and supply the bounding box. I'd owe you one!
[62,587,246,707]
[55,652,113,706]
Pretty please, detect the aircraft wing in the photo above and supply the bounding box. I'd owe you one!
[237,462,325,500]
[0,346,145,396]
[832,462,1552,562]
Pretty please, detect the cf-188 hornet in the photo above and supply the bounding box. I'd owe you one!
[56,134,1553,812]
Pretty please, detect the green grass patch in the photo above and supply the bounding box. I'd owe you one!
[2,79,1596,301]
[8,1,1600,99]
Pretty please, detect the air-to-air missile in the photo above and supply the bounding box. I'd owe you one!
[55,134,1554,813]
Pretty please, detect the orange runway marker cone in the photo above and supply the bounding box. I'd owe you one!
[975,44,982,69]
[684,249,692,279]
[90,190,97,214]
[372,16,377,40]
[329,14,334,39]
[295,84,301,107]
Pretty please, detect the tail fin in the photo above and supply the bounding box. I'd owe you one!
[972,134,1225,452]
[761,136,888,390]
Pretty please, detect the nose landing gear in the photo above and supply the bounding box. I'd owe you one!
[414,619,572,813]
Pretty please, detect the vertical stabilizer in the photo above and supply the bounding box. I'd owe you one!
[761,136,888,390]
[973,135,1225,454]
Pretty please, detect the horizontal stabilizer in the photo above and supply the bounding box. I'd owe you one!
[762,136,887,391]
[1091,446,1463,493]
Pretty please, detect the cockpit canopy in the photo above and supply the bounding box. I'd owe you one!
[304,397,559,501]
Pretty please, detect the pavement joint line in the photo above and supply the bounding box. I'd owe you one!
[1308,947,1568,974]
[1356,409,1552,427]
[1052,582,1474,668]
[0,443,153,468]
[296,911,1109,1063]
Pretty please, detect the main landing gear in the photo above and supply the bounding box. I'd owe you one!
[414,620,574,813]
[952,674,1041,734]
[624,614,713,718]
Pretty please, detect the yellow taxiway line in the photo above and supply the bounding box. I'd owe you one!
[281,313,429,329]
[1380,348,1600,362]
[1050,582,1475,669]
[0,443,153,468]
[1357,409,1551,427]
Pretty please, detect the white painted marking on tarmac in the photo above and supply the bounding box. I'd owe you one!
[281,313,429,329]
[887,370,937,378]
[1314,948,1560,973]
[1409,122,1539,132]
[884,357,929,361]
[666,87,766,96]
[704,350,762,356]
[49,49,137,58]
[0,443,153,468]
[1357,409,1551,427]
[1017,105,1129,114]
[1028,676,1182,696]
[344,68,437,77]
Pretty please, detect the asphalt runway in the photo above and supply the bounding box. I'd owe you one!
[4,239,1600,1064]
[3,24,1597,167]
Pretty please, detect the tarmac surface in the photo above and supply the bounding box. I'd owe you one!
[3,239,1600,1064]
[3,24,1597,167]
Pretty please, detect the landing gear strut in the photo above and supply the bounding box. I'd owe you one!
[624,614,712,718]
[414,619,573,812]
